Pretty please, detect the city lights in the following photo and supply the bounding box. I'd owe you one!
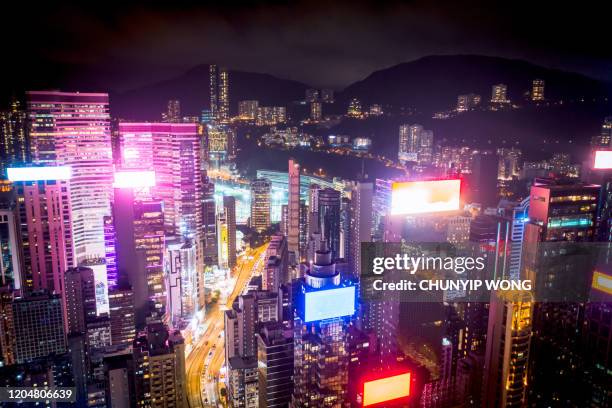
[7,166,72,181]
[390,179,461,215]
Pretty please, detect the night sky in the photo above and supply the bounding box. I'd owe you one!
[3,0,611,94]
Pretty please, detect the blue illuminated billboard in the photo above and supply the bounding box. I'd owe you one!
[303,285,356,322]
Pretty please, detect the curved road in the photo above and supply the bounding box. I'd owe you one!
[186,244,269,408]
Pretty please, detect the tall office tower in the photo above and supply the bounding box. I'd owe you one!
[162,99,181,123]
[111,173,164,326]
[210,65,219,116]
[0,203,21,289]
[531,79,545,101]
[298,200,309,260]
[0,288,15,366]
[305,89,319,102]
[0,99,28,176]
[264,234,288,290]
[468,151,499,207]
[491,83,509,103]
[133,323,186,408]
[257,322,294,408]
[210,65,230,120]
[288,159,300,260]
[251,179,271,233]
[497,147,522,181]
[496,198,529,280]
[398,124,423,163]
[119,123,201,237]
[310,101,322,121]
[103,352,136,407]
[239,100,259,120]
[372,178,392,238]
[64,266,97,335]
[348,182,373,278]
[11,292,66,364]
[27,91,113,261]
[225,291,280,407]
[9,166,74,293]
[339,198,351,259]
[292,244,355,407]
[317,188,341,260]
[418,129,434,165]
[108,282,136,347]
[456,93,481,112]
[483,290,532,407]
[523,180,601,406]
[165,237,199,327]
[207,124,237,166]
[201,172,217,265]
[223,195,237,269]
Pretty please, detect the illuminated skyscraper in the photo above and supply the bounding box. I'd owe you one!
[210,65,230,120]
[318,188,341,260]
[349,182,372,278]
[347,98,362,118]
[201,172,217,265]
[27,91,113,261]
[0,203,21,289]
[491,84,509,103]
[165,237,199,327]
[218,196,237,270]
[207,124,237,166]
[292,243,355,407]
[107,282,136,348]
[483,290,532,407]
[398,124,430,164]
[119,123,201,237]
[64,266,97,335]
[238,100,259,120]
[456,93,481,112]
[9,166,74,294]
[531,79,545,101]
[250,178,271,233]
[288,159,300,259]
[310,102,322,122]
[0,99,28,176]
[591,116,612,148]
[257,322,294,408]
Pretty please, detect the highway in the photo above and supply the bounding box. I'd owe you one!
[186,243,269,408]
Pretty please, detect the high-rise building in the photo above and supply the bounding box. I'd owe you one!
[165,237,199,327]
[292,244,355,407]
[531,79,545,101]
[0,203,21,289]
[162,99,181,123]
[456,93,481,112]
[288,160,300,260]
[347,98,362,118]
[468,152,499,206]
[201,172,217,265]
[256,107,286,126]
[108,282,136,348]
[64,266,97,335]
[239,100,259,120]
[12,292,66,364]
[591,116,612,148]
[264,235,288,291]
[27,91,113,261]
[251,179,271,233]
[310,102,322,122]
[398,124,432,165]
[491,84,509,103]
[497,147,522,181]
[349,182,372,278]
[218,196,237,270]
[318,188,341,260]
[483,290,532,407]
[133,323,186,407]
[9,166,74,294]
[256,322,294,408]
[119,123,201,237]
[446,215,472,245]
[210,65,230,121]
[207,124,237,166]
[0,99,28,176]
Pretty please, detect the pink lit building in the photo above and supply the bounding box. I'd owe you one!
[27,91,113,262]
[119,123,202,237]
[8,166,74,294]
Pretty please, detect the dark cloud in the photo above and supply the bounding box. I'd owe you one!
[2,0,611,94]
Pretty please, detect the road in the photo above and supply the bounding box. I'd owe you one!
[186,243,269,408]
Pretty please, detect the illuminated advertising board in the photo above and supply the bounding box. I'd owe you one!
[90,263,110,315]
[592,271,612,295]
[303,285,355,322]
[113,170,156,188]
[7,166,72,182]
[594,150,612,169]
[363,372,411,406]
[390,179,460,215]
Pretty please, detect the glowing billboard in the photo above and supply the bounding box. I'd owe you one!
[113,170,156,188]
[363,372,411,406]
[594,150,612,169]
[592,271,612,295]
[7,166,71,182]
[390,179,460,215]
[303,285,355,322]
